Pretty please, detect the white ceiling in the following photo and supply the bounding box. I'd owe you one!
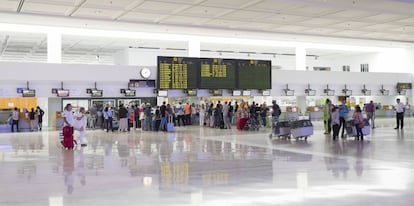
[1,0,414,64]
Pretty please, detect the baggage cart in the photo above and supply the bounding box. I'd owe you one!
[270,121,291,139]
[290,120,313,141]
[345,119,370,139]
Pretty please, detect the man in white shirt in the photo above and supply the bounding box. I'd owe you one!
[394,98,405,130]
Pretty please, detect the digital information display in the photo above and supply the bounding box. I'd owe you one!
[157,56,271,90]
[200,58,236,89]
[238,60,271,90]
[158,57,198,89]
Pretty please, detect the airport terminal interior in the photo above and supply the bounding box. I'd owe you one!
[1,0,414,205]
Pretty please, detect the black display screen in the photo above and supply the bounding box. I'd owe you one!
[199,58,236,89]
[22,89,35,97]
[91,90,103,97]
[157,56,271,90]
[158,56,198,89]
[238,60,271,90]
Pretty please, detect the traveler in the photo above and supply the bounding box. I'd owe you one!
[339,99,349,138]
[103,104,113,132]
[176,102,185,126]
[365,100,375,129]
[324,99,332,134]
[331,106,340,140]
[63,104,74,136]
[159,102,168,131]
[11,107,19,132]
[353,105,364,141]
[36,106,45,131]
[394,98,405,130]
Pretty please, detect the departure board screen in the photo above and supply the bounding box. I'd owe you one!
[199,58,236,89]
[158,56,198,89]
[157,56,271,90]
[238,60,271,90]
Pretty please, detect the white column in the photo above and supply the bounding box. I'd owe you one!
[188,40,200,58]
[295,47,306,71]
[47,32,62,63]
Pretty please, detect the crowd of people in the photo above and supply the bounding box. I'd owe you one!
[323,98,405,141]
[79,100,277,133]
[8,106,45,133]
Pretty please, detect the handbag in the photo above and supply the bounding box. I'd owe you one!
[358,122,364,129]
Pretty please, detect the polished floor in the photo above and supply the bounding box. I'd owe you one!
[1,118,414,206]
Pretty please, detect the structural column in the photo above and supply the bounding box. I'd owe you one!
[47,32,62,63]
[295,47,306,71]
[188,40,200,58]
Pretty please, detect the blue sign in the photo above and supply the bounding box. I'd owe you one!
[16,88,23,93]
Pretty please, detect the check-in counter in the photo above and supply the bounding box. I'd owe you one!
[307,106,323,121]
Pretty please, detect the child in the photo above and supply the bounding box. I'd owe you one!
[331,106,340,140]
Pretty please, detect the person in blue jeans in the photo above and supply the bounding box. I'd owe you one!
[159,102,168,131]
[339,99,349,138]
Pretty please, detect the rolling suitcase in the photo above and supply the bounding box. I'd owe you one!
[167,116,174,132]
[61,126,76,149]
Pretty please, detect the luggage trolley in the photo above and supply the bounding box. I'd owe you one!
[345,118,370,140]
[270,120,291,139]
[290,120,313,141]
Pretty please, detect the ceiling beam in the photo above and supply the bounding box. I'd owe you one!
[0,35,10,56]
[113,0,146,20]
[65,0,88,16]
[17,0,25,13]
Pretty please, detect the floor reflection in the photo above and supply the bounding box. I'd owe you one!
[0,121,414,205]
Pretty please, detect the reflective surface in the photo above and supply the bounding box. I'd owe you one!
[0,118,414,206]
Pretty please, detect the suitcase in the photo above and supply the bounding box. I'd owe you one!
[61,126,76,149]
[167,116,174,132]
[290,120,313,141]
